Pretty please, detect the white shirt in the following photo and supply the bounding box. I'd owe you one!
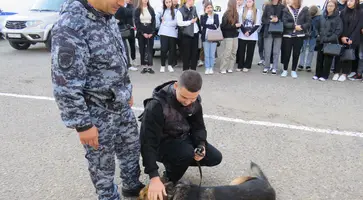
[140,8,152,24]
[238,8,261,41]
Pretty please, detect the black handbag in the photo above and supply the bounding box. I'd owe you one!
[322,36,343,56]
[120,25,132,38]
[340,47,356,61]
[268,21,284,34]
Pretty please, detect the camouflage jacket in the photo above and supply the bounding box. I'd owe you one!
[51,0,132,130]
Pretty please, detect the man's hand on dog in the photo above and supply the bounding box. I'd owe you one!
[148,177,167,200]
[194,145,206,161]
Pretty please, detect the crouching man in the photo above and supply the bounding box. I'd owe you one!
[139,70,223,199]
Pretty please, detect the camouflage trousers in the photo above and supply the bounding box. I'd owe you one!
[83,103,142,200]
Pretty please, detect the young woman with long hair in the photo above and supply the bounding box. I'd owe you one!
[134,0,156,74]
[281,0,311,78]
[261,0,285,75]
[158,0,178,73]
[220,0,242,74]
[237,0,261,72]
[332,0,362,81]
[200,2,220,74]
[314,0,343,81]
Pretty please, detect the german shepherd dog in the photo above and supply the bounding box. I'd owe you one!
[138,162,276,200]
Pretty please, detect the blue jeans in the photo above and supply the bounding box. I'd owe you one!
[203,41,217,69]
[299,37,317,67]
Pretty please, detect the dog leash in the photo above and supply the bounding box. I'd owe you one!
[196,161,203,187]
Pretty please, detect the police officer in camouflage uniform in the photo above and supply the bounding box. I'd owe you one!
[51,0,144,199]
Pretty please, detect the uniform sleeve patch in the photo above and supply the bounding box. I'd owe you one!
[58,47,75,70]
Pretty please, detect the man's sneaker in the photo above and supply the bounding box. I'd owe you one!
[291,71,298,78]
[168,65,174,72]
[348,72,356,78]
[338,74,346,82]
[141,67,148,74]
[258,60,265,66]
[263,68,268,74]
[332,73,339,81]
[147,68,155,74]
[297,65,304,71]
[129,66,138,71]
[243,68,249,72]
[160,66,165,73]
[281,70,288,77]
[122,183,145,197]
[271,69,277,75]
[312,76,318,80]
[349,74,362,81]
[306,66,311,72]
[319,77,326,81]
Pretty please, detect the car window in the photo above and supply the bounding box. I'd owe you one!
[30,0,66,12]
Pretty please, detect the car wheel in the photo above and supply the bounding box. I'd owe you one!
[9,41,31,50]
[45,31,52,52]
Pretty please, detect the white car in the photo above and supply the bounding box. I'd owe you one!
[2,0,65,51]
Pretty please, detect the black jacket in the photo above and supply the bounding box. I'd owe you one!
[134,6,156,37]
[115,6,134,30]
[282,5,311,37]
[339,7,363,48]
[139,81,207,179]
[261,3,285,37]
[220,13,239,38]
[200,13,219,42]
[317,10,343,44]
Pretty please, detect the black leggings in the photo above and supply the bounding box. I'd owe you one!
[157,136,222,183]
[138,36,154,66]
[283,37,304,71]
[160,35,176,66]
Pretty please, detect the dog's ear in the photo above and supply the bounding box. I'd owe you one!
[164,181,177,199]
[229,176,253,185]
[137,184,149,200]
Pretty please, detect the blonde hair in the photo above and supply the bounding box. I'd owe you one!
[242,0,257,24]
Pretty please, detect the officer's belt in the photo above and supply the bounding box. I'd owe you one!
[84,91,124,114]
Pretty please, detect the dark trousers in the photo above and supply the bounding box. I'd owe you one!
[157,136,222,183]
[160,35,176,66]
[174,38,182,66]
[138,36,154,66]
[283,37,304,71]
[237,39,256,69]
[315,45,334,79]
[122,38,131,67]
[181,33,199,71]
[127,32,136,60]
[258,30,265,61]
[351,46,360,73]
[334,56,352,74]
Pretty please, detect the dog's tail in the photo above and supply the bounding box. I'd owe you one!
[250,161,270,184]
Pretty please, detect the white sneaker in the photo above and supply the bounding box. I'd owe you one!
[221,70,227,74]
[291,71,298,78]
[227,69,233,73]
[269,64,273,71]
[160,66,165,73]
[332,74,339,81]
[209,68,214,74]
[236,68,242,72]
[243,68,249,72]
[205,69,209,75]
[312,76,318,80]
[281,70,288,77]
[338,75,346,82]
[168,65,174,72]
[198,60,204,67]
[348,72,356,78]
[258,60,265,66]
[128,66,138,71]
[319,77,326,81]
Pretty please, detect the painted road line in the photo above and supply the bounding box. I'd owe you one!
[1,92,362,138]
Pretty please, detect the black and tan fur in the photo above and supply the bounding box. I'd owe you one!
[138,162,276,200]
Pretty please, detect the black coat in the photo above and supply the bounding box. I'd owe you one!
[282,5,311,37]
[317,10,343,44]
[200,13,219,42]
[115,6,134,30]
[220,13,239,38]
[339,7,363,48]
[261,3,285,38]
[134,6,156,37]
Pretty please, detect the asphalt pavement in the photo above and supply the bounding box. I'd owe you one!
[0,40,362,200]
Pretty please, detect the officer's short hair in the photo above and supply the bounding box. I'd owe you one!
[178,70,203,92]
